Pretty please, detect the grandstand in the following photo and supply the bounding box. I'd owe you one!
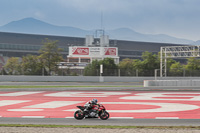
[0,31,186,68]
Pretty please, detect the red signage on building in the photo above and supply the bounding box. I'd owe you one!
[104,48,116,56]
[72,47,89,55]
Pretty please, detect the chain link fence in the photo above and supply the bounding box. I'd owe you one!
[2,67,200,77]
[167,69,200,77]
[56,69,155,76]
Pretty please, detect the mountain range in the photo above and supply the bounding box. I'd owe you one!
[0,17,197,44]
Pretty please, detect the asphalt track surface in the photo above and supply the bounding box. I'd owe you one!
[0,118,200,126]
[0,82,200,126]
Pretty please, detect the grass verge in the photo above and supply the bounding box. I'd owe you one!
[0,124,200,129]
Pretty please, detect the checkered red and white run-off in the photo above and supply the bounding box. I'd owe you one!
[0,91,200,119]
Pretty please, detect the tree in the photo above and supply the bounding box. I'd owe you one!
[119,58,135,76]
[4,57,21,75]
[132,59,143,76]
[185,57,200,70]
[166,58,176,70]
[84,60,100,76]
[84,58,118,76]
[169,62,183,76]
[184,57,200,76]
[119,58,133,69]
[141,51,159,76]
[99,58,118,76]
[21,55,43,75]
[39,38,63,75]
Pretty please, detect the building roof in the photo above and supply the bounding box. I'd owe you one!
[0,31,186,52]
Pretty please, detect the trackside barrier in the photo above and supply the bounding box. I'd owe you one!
[0,76,155,82]
[144,80,200,87]
[1,75,200,83]
[0,76,100,82]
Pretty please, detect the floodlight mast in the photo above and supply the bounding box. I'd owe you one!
[160,45,200,77]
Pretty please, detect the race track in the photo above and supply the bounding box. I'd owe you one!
[0,82,200,126]
[0,90,200,119]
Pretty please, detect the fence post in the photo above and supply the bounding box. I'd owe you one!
[42,68,44,76]
[100,64,103,76]
[136,69,138,77]
[155,69,159,80]
[183,68,185,77]
[1,68,3,75]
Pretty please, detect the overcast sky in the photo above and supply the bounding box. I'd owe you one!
[0,0,200,41]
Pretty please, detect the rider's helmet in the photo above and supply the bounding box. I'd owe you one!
[92,99,98,104]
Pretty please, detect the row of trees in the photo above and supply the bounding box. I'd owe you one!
[83,51,161,76]
[83,52,160,76]
[119,52,200,76]
[84,51,200,76]
[118,51,159,76]
[3,39,63,75]
[2,38,200,76]
[84,58,118,76]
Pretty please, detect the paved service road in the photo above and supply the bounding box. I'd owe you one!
[0,118,200,126]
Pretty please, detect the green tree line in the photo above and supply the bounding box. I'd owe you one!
[84,51,200,76]
[2,38,63,75]
[2,41,200,76]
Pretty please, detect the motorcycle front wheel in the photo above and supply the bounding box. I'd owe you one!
[99,111,109,120]
[74,110,85,120]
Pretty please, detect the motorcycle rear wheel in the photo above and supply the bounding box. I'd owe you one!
[99,111,109,120]
[74,110,85,120]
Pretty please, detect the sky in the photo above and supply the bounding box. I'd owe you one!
[0,0,200,41]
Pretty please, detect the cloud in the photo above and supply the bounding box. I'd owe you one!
[57,0,133,13]
[0,0,200,40]
[34,11,45,19]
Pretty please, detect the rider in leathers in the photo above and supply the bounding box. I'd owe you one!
[84,99,98,112]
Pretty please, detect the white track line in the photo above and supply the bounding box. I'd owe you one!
[8,109,43,111]
[156,117,179,119]
[24,101,84,109]
[110,117,134,119]
[21,116,45,118]
[0,100,30,107]
[0,91,44,96]
[65,117,74,118]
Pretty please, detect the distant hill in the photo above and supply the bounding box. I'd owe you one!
[191,40,200,45]
[0,18,92,37]
[107,28,193,44]
[0,17,194,44]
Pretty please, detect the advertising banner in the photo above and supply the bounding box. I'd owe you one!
[72,47,89,55]
[90,47,101,56]
[69,47,118,57]
[104,48,117,56]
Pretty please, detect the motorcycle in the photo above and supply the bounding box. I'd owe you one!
[74,104,109,120]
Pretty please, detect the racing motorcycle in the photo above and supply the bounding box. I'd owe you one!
[74,104,109,120]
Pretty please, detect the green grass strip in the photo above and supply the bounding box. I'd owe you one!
[0,85,142,88]
[0,124,200,129]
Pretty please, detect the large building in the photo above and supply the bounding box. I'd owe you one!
[0,31,186,69]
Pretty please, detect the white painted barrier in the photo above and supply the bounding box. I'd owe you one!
[144,80,200,87]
